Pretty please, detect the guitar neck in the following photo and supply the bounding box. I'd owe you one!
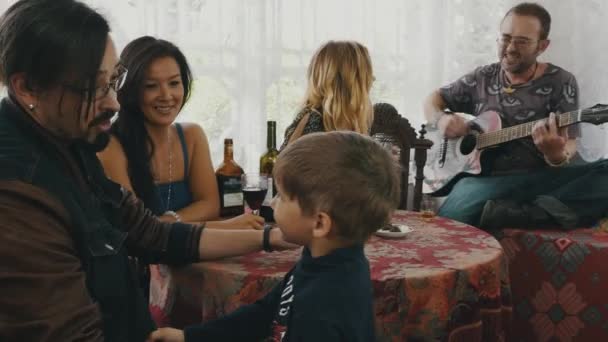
[477,110,583,149]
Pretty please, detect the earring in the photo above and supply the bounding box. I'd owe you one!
[28,103,35,111]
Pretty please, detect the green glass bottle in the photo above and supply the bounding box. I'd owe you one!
[259,121,278,221]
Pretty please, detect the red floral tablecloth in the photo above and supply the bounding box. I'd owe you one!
[494,220,608,342]
[150,211,511,341]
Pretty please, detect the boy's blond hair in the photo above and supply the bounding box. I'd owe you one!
[274,131,400,243]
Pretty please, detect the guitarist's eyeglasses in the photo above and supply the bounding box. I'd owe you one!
[496,35,538,48]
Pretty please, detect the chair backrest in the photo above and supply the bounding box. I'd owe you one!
[370,103,433,211]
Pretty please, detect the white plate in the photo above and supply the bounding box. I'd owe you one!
[375,223,413,239]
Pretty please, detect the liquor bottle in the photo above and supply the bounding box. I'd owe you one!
[215,138,244,217]
[259,121,279,222]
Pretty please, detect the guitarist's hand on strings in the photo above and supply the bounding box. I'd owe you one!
[532,112,569,165]
[438,114,470,139]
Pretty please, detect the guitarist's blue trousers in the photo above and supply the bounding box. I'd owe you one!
[438,159,608,228]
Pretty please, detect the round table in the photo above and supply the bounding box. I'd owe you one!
[150,210,511,341]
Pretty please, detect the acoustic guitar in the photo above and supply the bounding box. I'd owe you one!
[424,104,608,197]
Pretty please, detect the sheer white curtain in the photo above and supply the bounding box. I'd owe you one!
[1,0,607,167]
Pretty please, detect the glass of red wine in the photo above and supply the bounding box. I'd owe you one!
[241,173,268,216]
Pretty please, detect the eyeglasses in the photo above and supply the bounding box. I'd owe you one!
[99,64,128,98]
[63,64,128,100]
[496,35,538,48]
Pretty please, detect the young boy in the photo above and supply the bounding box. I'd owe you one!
[148,131,401,342]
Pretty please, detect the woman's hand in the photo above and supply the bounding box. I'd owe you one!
[220,213,265,230]
[147,327,184,342]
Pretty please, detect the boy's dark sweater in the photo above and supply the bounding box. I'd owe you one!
[184,244,375,342]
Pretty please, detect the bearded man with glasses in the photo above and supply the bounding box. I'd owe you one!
[423,2,608,230]
[0,1,295,341]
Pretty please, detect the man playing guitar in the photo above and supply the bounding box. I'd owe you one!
[423,2,608,229]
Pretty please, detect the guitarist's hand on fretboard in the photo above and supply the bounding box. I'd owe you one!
[438,114,470,138]
[532,112,570,164]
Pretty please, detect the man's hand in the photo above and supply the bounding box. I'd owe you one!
[438,114,470,138]
[221,213,265,230]
[147,327,185,342]
[532,112,569,163]
[269,227,299,251]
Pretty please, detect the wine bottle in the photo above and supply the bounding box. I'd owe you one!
[259,121,278,222]
[215,138,244,217]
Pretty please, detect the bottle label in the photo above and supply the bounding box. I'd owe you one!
[224,192,244,207]
[262,177,274,206]
[220,176,243,207]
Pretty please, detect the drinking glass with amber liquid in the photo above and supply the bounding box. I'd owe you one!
[241,173,268,216]
[420,194,436,219]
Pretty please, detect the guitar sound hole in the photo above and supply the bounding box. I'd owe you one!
[460,134,477,155]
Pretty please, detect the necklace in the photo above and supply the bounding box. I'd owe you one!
[155,127,173,211]
[165,127,173,211]
[502,62,538,94]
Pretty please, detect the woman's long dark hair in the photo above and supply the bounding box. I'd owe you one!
[113,36,193,214]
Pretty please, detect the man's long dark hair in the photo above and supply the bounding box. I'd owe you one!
[112,36,193,214]
[0,0,110,122]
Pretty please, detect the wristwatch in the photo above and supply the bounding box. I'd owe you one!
[263,225,274,252]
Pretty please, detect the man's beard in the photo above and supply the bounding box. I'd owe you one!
[77,131,110,153]
[89,131,111,152]
[500,48,538,74]
[81,110,114,152]
[503,58,535,74]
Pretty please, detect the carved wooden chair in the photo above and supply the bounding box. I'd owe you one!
[370,103,433,211]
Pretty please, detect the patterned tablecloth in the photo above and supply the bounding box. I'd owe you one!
[150,210,511,341]
[494,220,608,342]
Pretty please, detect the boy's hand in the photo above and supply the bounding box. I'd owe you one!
[147,328,185,342]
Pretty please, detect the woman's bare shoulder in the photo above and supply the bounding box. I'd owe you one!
[177,122,209,146]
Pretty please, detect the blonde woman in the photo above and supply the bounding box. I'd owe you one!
[281,40,374,149]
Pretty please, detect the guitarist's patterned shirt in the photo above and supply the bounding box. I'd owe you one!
[439,62,578,174]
